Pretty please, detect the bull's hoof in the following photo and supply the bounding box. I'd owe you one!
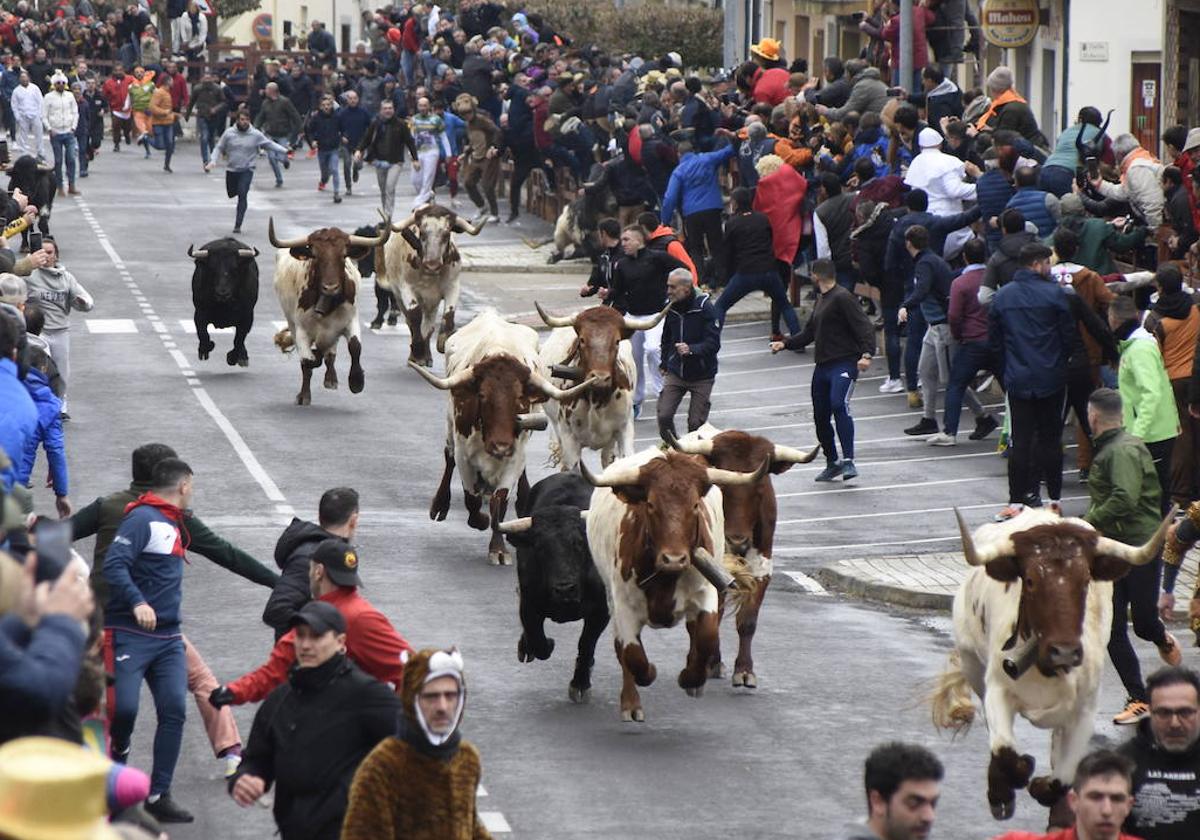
[238,356,249,368]
[1047,794,1073,828]
[467,512,490,530]
[534,637,554,659]
[620,708,645,723]
[685,684,704,698]
[989,797,1016,821]
[348,368,364,394]
[733,670,757,689]
[295,391,311,406]
[225,349,239,366]
[1029,777,1068,808]
[429,492,451,521]
[517,636,531,663]
[678,668,706,691]
[488,547,511,566]
[323,375,339,390]
[568,684,590,704]
[547,252,562,265]
[198,339,215,361]
[369,317,384,331]
[706,661,726,680]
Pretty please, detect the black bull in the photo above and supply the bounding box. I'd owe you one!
[500,472,610,703]
[189,238,259,366]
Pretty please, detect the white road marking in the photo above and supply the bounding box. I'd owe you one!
[782,570,829,596]
[477,785,487,797]
[77,198,290,508]
[776,474,994,499]
[776,534,962,551]
[778,495,1090,526]
[479,812,511,833]
[179,319,235,334]
[85,318,138,333]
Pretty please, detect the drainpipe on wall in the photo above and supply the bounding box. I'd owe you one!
[899,0,913,89]
[1061,0,1070,132]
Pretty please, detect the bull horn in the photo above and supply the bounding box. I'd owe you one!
[623,304,670,332]
[705,459,770,487]
[516,413,549,432]
[453,215,483,236]
[661,426,713,456]
[954,507,1015,566]
[349,225,390,248]
[534,301,577,329]
[497,517,534,534]
[772,443,821,464]
[579,458,642,489]
[187,244,208,259]
[693,546,735,593]
[268,217,309,249]
[407,360,475,390]
[390,210,418,233]
[1094,505,1179,566]
[236,247,259,258]
[528,370,597,401]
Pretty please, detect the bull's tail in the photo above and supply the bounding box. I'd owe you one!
[273,328,295,354]
[546,439,563,468]
[722,554,761,620]
[521,235,553,250]
[928,650,976,734]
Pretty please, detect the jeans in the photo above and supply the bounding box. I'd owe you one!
[1108,559,1168,702]
[943,340,995,436]
[50,132,77,190]
[339,146,357,193]
[657,372,715,439]
[197,116,222,165]
[375,161,403,218]
[1039,164,1076,199]
[881,305,901,380]
[903,306,927,391]
[630,323,664,405]
[401,50,417,86]
[266,133,289,184]
[716,271,801,334]
[1008,390,1066,504]
[812,358,858,463]
[43,328,70,410]
[226,169,253,229]
[919,324,985,423]
[683,208,725,287]
[318,148,341,194]
[108,631,187,796]
[147,124,174,167]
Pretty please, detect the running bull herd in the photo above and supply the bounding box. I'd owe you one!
[185,205,1178,826]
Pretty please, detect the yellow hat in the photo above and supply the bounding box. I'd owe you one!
[0,738,119,840]
[750,38,781,62]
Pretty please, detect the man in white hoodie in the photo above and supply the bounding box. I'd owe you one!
[11,70,43,161]
[42,71,80,197]
[903,126,978,259]
[22,238,92,419]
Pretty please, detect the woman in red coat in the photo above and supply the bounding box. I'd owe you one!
[752,153,808,340]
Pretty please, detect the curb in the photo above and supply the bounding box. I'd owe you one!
[812,566,954,611]
[462,260,591,275]
[504,307,776,330]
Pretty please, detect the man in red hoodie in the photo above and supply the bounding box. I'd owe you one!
[209,539,412,705]
[100,64,133,151]
[990,750,1142,840]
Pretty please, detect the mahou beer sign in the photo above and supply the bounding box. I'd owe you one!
[981,0,1040,49]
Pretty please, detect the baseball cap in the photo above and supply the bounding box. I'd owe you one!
[288,600,346,635]
[312,538,363,587]
[1184,127,1200,153]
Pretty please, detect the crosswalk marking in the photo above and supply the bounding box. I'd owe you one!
[178,319,235,334]
[479,812,511,833]
[85,318,138,334]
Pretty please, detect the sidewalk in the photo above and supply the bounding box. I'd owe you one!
[816,551,1200,613]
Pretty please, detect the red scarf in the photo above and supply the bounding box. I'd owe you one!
[124,492,191,557]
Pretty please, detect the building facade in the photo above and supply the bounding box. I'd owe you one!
[216,0,368,53]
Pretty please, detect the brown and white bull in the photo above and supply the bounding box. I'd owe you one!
[270,218,389,405]
[582,446,767,722]
[535,302,667,469]
[378,203,483,367]
[664,424,818,688]
[931,506,1174,824]
[411,310,597,565]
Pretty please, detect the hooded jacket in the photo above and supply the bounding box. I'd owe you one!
[233,654,400,840]
[42,88,78,134]
[1118,716,1200,839]
[981,230,1038,296]
[1116,323,1181,445]
[1097,147,1165,227]
[0,357,37,493]
[341,648,491,840]
[607,246,685,316]
[826,67,889,123]
[1084,427,1163,545]
[646,225,698,285]
[262,519,338,637]
[24,264,92,331]
[661,290,720,381]
[102,493,191,637]
[17,364,66,497]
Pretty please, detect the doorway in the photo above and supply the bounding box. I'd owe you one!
[1130,62,1161,155]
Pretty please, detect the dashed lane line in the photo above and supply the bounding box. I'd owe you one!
[85,318,139,334]
[78,198,293,514]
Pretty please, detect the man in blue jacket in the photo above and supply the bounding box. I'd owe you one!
[103,457,197,824]
[660,135,736,288]
[657,268,721,438]
[0,308,36,494]
[989,243,1075,521]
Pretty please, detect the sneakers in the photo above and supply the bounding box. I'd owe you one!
[927,432,957,446]
[1078,468,1090,484]
[318,181,326,191]
[333,194,342,203]
[994,504,1025,522]
[1113,699,1150,726]
[505,210,519,224]
[814,462,843,482]
[1159,633,1183,667]
[840,459,858,480]
[232,226,242,234]
[369,315,384,330]
[386,312,399,327]
[878,377,904,394]
[632,402,641,419]
[162,165,171,173]
[485,214,501,223]
[905,418,939,436]
[907,390,923,409]
[969,415,1000,441]
[144,793,194,824]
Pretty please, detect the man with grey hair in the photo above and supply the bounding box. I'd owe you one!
[971,65,1048,149]
[253,81,302,188]
[816,59,888,122]
[657,267,720,439]
[1088,134,1165,227]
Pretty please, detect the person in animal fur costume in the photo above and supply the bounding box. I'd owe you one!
[341,647,490,840]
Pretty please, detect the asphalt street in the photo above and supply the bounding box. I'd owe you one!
[31,139,1195,840]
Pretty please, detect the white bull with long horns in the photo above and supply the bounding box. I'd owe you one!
[410,310,599,565]
[930,505,1175,825]
[377,203,484,367]
[536,302,668,469]
[270,218,389,406]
